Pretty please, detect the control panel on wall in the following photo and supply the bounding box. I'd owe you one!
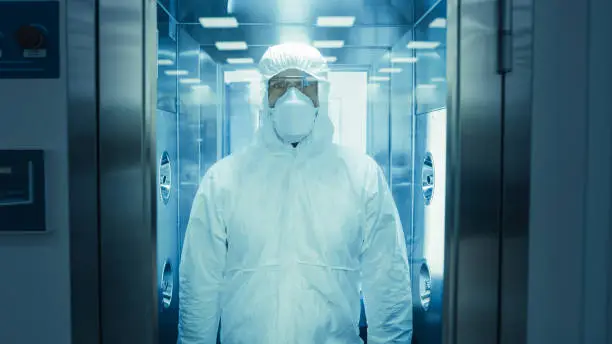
[0,150,46,232]
[0,1,60,79]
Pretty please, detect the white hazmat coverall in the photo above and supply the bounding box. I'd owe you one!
[178,43,413,344]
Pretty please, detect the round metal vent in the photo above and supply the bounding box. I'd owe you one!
[159,151,172,205]
[421,152,435,205]
[419,262,432,311]
[160,260,174,309]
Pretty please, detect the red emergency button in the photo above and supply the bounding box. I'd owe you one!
[15,25,45,50]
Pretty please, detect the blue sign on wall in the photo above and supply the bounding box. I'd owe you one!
[0,1,60,79]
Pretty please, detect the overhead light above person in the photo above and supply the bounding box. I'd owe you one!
[316,16,356,27]
[390,57,418,64]
[407,41,441,49]
[199,17,239,28]
[215,41,248,51]
[429,18,447,28]
[313,40,345,49]
[227,57,255,64]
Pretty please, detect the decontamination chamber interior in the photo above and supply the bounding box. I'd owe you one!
[155,0,447,342]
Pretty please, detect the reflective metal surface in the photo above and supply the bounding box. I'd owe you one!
[443,0,505,343]
[66,0,100,341]
[97,0,159,342]
[499,0,532,342]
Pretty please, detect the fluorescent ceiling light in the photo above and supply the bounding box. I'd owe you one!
[324,56,338,63]
[407,41,441,49]
[417,84,437,89]
[165,70,188,76]
[418,51,441,59]
[157,59,174,66]
[215,41,248,51]
[313,40,345,49]
[227,57,254,64]
[369,76,390,82]
[379,68,403,73]
[316,16,356,27]
[429,18,447,28]
[180,78,201,84]
[199,17,239,28]
[391,57,418,64]
[431,77,446,82]
[192,84,211,91]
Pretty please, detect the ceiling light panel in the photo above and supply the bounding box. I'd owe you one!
[227,58,254,64]
[379,68,403,73]
[165,70,188,76]
[369,76,390,82]
[313,40,345,49]
[407,41,441,49]
[215,41,248,51]
[180,78,201,84]
[391,57,418,64]
[429,18,447,28]
[324,56,338,63]
[316,16,356,27]
[199,17,239,28]
[157,59,174,66]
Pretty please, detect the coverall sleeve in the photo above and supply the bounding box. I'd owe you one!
[361,164,413,344]
[178,172,226,344]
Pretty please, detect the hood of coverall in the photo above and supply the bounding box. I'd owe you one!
[255,42,334,159]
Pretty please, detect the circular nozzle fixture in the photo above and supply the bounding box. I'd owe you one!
[421,152,435,205]
[419,262,432,311]
[161,260,174,309]
[159,151,172,204]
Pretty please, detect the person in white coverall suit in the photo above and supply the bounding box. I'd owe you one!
[178,42,413,344]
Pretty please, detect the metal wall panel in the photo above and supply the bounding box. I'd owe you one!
[443,0,504,343]
[97,0,159,342]
[499,0,532,342]
[157,108,179,343]
[67,0,100,341]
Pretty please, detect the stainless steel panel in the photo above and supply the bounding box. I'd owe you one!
[157,109,179,343]
[414,109,447,344]
[443,0,503,343]
[98,0,158,342]
[499,0,532,343]
[67,0,100,341]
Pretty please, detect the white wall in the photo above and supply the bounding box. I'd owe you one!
[529,0,612,343]
[0,0,71,343]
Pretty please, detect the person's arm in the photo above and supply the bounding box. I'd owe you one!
[361,164,413,344]
[178,171,227,344]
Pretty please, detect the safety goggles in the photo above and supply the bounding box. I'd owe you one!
[267,70,319,108]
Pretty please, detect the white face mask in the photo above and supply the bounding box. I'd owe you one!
[270,88,318,144]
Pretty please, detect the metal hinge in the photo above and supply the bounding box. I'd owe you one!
[498,0,513,74]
